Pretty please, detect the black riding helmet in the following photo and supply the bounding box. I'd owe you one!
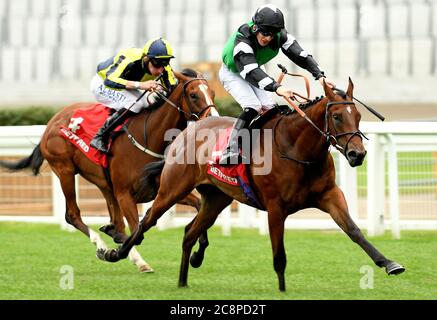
[252,4,285,34]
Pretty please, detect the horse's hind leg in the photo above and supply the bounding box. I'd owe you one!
[101,170,199,263]
[179,186,233,288]
[51,164,109,253]
[266,205,287,292]
[318,186,405,275]
[178,192,209,268]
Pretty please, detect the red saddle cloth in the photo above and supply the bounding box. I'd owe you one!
[207,127,264,210]
[58,103,124,168]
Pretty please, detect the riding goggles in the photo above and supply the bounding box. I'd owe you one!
[150,58,170,68]
[257,26,280,37]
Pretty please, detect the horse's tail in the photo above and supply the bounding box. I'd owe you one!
[0,143,45,176]
[134,160,165,202]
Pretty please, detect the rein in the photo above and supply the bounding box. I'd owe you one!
[273,97,367,165]
[154,77,214,121]
[125,76,214,159]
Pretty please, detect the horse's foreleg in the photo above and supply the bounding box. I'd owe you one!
[267,206,287,292]
[100,188,126,243]
[115,192,153,272]
[318,186,405,275]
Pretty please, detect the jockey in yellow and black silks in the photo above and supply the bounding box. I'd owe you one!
[90,38,177,153]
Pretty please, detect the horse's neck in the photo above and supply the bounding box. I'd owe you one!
[276,99,329,161]
[133,89,186,152]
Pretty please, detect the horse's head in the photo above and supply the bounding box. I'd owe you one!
[323,78,366,167]
[173,69,217,121]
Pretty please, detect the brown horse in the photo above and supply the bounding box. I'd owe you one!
[0,69,216,272]
[99,78,405,290]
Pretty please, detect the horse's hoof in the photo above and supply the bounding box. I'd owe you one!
[386,261,405,275]
[99,224,115,234]
[96,248,120,262]
[96,248,107,261]
[139,264,154,273]
[190,252,204,268]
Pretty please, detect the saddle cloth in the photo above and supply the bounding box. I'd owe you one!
[207,127,265,210]
[58,103,126,168]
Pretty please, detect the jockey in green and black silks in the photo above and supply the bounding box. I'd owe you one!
[219,4,336,165]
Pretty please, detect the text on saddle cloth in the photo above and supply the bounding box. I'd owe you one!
[58,103,127,168]
[207,127,265,210]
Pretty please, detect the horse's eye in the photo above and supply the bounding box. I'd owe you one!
[333,114,340,120]
[190,93,198,99]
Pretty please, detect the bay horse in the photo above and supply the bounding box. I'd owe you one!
[98,78,405,290]
[0,69,217,273]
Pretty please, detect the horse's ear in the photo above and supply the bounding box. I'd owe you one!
[323,78,335,100]
[347,77,354,100]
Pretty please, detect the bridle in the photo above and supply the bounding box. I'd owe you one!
[124,77,215,159]
[274,97,368,165]
[154,77,215,121]
[324,100,368,154]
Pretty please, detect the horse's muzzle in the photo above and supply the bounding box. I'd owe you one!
[346,149,366,167]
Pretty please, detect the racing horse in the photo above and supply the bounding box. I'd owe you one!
[98,78,405,290]
[0,69,217,272]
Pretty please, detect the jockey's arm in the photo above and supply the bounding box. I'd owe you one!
[280,30,335,88]
[126,80,158,91]
[233,36,281,92]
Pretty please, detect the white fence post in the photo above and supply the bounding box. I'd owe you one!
[339,156,359,220]
[387,134,401,239]
[156,205,176,230]
[258,210,268,235]
[220,205,232,236]
[366,134,386,236]
[238,203,257,228]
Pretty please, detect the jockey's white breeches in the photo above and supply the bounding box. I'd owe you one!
[90,74,159,113]
[218,64,275,112]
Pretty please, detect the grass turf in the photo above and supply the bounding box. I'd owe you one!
[0,222,436,300]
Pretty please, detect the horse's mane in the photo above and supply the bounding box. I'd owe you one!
[298,96,325,110]
[295,89,347,111]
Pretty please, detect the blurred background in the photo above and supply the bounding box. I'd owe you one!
[0,0,436,116]
[0,0,436,236]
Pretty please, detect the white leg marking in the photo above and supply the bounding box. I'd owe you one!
[128,247,154,273]
[89,229,108,251]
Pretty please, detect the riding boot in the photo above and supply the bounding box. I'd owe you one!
[219,107,258,166]
[90,108,130,153]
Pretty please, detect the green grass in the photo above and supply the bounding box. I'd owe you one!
[0,222,436,300]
